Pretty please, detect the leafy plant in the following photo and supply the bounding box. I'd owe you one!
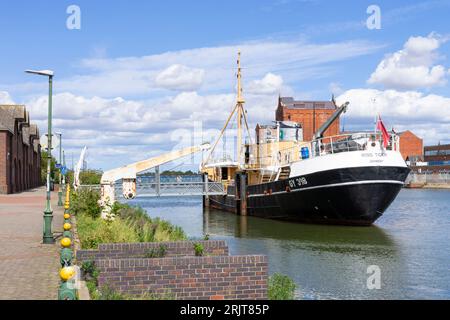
[92,285,175,300]
[144,244,167,258]
[73,189,186,249]
[70,189,102,218]
[95,284,126,300]
[81,260,99,280]
[268,273,297,300]
[203,234,210,241]
[193,243,204,256]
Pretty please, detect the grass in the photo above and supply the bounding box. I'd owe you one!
[268,273,297,300]
[72,189,187,249]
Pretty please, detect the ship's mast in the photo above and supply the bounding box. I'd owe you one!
[236,51,245,165]
[201,51,252,169]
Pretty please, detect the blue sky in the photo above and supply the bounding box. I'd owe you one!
[1,0,449,170]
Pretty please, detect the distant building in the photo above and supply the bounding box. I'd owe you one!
[255,122,303,144]
[398,130,423,161]
[0,105,42,194]
[418,143,450,173]
[275,97,339,141]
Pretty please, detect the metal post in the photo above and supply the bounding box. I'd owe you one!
[203,173,209,207]
[62,150,66,190]
[240,173,247,216]
[57,133,63,206]
[43,75,54,244]
[155,166,160,197]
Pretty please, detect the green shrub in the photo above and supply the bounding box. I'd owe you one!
[66,169,103,185]
[95,284,126,300]
[92,285,174,300]
[193,243,204,256]
[73,189,187,249]
[71,189,102,219]
[268,273,296,300]
[144,244,167,258]
[76,214,139,249]
[81,260,98,279]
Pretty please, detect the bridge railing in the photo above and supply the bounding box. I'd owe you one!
[136,181,225,197]
[78,181,225,198]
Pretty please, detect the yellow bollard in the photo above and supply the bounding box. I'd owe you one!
[64,213,70,220]
[59,266,75,281]
[63,223,72,231]
[60,237,72,248]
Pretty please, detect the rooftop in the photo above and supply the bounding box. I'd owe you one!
[279,97,336,110]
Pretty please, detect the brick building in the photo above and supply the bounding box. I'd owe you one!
[0,105,41,194]
[420,143,450,172]
[398,130,423,161]
[275,96,340,141]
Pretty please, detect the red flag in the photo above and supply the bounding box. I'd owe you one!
[377,116,390,148]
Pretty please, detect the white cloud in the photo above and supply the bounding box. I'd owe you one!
[337,88,450,143]
[329,82,344,95]
[247,73,284,95]
[7,38,380,98]
[368,34,449,90]
[0,91,14,104]
[17,89,281,170]
[154,64,205,91]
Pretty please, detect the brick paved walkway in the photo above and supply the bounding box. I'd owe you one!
[0,187,64,300]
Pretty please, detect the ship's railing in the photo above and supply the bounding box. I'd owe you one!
[310,132,400,158]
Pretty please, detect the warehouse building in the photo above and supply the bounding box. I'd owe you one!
[398,130,423,161]
[0,105,42,194]
[275,97,340,141]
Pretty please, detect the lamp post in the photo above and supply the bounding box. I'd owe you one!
[26,69,55,244]
[56,132,63,206]
[63,149,66,193]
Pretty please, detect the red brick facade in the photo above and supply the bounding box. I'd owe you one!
[276,97,340,141]
[0,105,41,194]
[398,130,423,161]
[77,240,229,261]
[77,240,268,300]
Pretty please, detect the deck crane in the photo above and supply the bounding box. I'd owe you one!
[99,143,210,218]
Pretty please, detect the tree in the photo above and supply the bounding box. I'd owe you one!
[40,151,57,183]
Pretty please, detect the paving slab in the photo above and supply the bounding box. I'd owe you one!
[0,187,64,300]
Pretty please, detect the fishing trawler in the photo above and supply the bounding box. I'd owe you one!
[200,52,410,226]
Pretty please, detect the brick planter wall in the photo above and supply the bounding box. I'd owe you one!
[96,255,268,300]
[77,240,229,262]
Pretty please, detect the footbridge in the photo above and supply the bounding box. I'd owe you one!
[80,179,225,198]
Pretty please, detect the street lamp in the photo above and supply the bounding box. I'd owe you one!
[26,69,55,244]
[63,149,66,189]
[55,132,63,206]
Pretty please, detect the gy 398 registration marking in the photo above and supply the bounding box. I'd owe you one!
[288,177,308,189]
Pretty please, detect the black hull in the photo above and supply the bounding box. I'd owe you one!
[207,166,410,226]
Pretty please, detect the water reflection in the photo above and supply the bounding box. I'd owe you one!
[130,192,450,299]
[204,207,394,243]
[202,207,406,300]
